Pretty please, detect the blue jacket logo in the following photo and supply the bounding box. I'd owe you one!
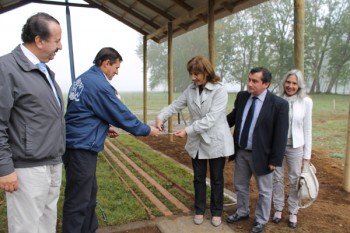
[69,79,84,102]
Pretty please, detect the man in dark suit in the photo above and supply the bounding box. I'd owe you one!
[226,67,289,233]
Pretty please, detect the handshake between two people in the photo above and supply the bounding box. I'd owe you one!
[155,118,187,138]
[108,125,161,137]
[107,118,189,138]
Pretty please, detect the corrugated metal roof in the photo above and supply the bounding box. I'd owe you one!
[0,0,267,43]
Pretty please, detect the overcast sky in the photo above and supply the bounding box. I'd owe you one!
[0,0,144,94]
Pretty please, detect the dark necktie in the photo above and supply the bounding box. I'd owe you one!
[240,96,257,149]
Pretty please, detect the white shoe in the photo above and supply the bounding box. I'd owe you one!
[211,217,222,227]
[193,215,204,225]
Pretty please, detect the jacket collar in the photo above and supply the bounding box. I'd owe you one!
[190,82,221,108]
[12,45,38,72]
[90,65,107,78]
[189,81,217,90]
[12,45,56,79]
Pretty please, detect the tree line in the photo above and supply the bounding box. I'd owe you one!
[136,0,349,94]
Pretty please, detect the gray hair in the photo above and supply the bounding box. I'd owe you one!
[280,69,307,100]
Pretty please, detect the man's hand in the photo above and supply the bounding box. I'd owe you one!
[149,126,160,136]
[268,165,276,171]
[108,126,120,138]
[0,172,18,193]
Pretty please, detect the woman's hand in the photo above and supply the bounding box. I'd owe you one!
[155,118,164,131]
[174,129,187,138]
[303,159,311,164]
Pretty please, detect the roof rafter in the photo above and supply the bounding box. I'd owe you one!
[0,0,267,43]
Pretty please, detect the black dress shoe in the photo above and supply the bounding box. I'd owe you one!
[288,220,297,228]
[251,222,265,233]
[226,213,249,223]
[272,216,281,224]
[288,213,297,228]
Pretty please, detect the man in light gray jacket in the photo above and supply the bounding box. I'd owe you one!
[0,12,65,233]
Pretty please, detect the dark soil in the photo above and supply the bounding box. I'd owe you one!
[137,135,350,233]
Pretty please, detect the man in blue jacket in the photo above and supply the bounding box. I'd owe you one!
[62,47,159,233]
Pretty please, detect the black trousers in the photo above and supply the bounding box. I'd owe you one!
[62,149,98,233]
[192,155,226,217]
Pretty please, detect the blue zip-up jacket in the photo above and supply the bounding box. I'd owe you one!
[65,65,150,153]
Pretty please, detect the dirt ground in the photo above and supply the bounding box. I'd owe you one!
[137,135,350,233]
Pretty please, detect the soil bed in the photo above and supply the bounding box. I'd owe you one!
[137,135,350,233]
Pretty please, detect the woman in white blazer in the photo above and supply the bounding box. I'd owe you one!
[272,69,313,228]
[156,56,234,227]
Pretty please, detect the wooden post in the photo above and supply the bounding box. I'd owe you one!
[168,22,174,142]
[208,0,215,67]
[343,98,350,192]
[143,36,148,124]
[294,0,304,74]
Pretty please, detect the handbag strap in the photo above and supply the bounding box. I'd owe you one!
[298,195,317,209]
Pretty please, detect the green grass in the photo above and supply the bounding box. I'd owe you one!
[95,153,151,225]
[310,94,348,157]
[0,93,348,232]
[109,137,195,209]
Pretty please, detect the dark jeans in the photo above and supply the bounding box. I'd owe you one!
[62,149,98,233]
[192,155,226,217]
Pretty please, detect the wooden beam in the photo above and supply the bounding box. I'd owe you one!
[83,4,151,37]
[31,0,96,8]
[94,0,161,29]
[143,36,148,124]
[343,98,350,192]
[208,0,215,67]
[171,0,193,11]
[168,21,174,142]
[147,0,228,41]
[137,0,175,21]
[222,0,268,13]
[294,0,305,73]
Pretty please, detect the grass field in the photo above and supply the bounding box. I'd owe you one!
[120,92,348,158]
[0,92,348,232]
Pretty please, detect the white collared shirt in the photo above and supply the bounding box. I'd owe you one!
[240,89,267,150]
[20,44,40,65]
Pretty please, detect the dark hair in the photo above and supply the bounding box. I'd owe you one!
[250,67,272,84]
[93,47,123,66]
[21,12,60,43]
[186,55,220,83]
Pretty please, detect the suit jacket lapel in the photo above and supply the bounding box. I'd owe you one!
[255,91,272,127]
[239,92,251,118]
[237,92,251,130]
